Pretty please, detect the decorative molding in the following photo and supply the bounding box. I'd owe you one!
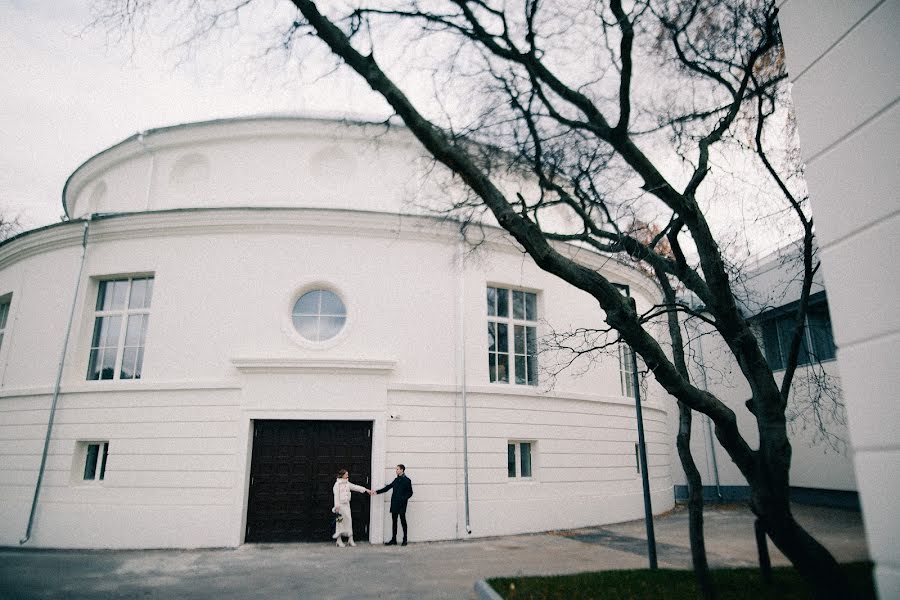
[0,380,242,399]
[231,357,397,374]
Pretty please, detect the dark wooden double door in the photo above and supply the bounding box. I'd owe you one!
[246,420,372,543]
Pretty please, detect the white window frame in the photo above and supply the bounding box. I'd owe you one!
[488,286,539,385]
[507,440,535,480]
[614,284,636,398]
[87,276,153,381]
[72,440,109,484]
[0,293,11,354]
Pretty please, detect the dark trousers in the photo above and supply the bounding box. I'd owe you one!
[391,511,407,541]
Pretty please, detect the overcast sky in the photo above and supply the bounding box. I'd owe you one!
[1,1,390,230]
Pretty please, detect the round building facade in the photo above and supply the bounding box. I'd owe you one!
[0,117,673,549]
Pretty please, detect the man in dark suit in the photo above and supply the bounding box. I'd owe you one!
[372,464,413,546]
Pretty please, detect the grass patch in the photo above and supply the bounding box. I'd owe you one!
[487,562,874,600]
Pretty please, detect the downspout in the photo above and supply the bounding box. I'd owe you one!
[21,219,90,544]
[457,237,471,535]
[694,323,723,501]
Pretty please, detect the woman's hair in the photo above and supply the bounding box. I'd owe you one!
[337,469,348,478]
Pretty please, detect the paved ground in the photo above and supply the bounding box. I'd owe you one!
[0,504,869,600]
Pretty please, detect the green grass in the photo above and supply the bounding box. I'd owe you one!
[487,563,874,600]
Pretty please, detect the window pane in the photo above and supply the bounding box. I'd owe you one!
[120,347,137,380]
[808,302,836,361]
[293,314,318,340]
[497,288,508,317]
[87,348,101,380]
[497,323,507,352]
[293,290,321,315]
[761,319,783,370]
[520,443,532,477]
[527,355,538,385]
[525,293,537,321]
[525,326,537,355]
[487,322,496,352]
[497,353,509,383]
[128,278,153,309]
[109,280,129,310]
[489,354,497,383]
[99,443,108,480]
[83,444,99,480]
[513,290,524,319]
[0,301,9,328]
[124,314,145,347]
[0,332,4,353]
[777,316,809,367]
[514,325,525,354]
[318,316,346,340]
[319,291,346,316]
[100,346,117,380]
[515,356,526,384]
[507,444,516,478]
[487,287,497,316]
[133,348,145,380]
[96,281,109,310]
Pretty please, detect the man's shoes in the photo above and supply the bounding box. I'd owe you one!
[384,539,397,546]
[401,540,408,546]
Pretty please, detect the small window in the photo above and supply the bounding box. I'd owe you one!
[292,289,347,342]
[488,287,538,385]
[79,441,109,481]
[614,284,635,398]
[507,441,534,479]
[0,294,10,353]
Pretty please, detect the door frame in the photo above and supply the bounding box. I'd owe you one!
[235,411,387,546]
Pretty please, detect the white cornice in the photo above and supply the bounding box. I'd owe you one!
[231,357,397,374]
[0,208,659,300]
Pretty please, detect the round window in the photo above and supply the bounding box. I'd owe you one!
[292,290,347,342]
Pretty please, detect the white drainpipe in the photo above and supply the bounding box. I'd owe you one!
[21,219,90,544]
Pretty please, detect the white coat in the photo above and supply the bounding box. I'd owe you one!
[332,478,367,539]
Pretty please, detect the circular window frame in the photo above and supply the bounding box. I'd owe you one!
[284,283,350,349]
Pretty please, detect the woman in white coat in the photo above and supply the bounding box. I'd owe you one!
[332,469,371,547]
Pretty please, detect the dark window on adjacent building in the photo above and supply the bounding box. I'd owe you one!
[757,292,836,371]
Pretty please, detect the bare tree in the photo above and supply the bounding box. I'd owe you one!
[0,211,22,242]
[93,0,847,596]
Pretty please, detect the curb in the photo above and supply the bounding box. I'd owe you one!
[474,580,504,600]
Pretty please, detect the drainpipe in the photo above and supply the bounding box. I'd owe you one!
[694,330,723,501]
[21,219,90,544]
[457,237,472,535]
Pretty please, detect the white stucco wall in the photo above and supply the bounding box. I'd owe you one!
[779,0,899,596]
[0,132,673,550]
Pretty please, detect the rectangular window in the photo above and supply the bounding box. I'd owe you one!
[614,284,635,398]
[87,277,153,380]
[82,442,109,481]
[0,294,10,353]
[507,441,534,479]
[757,293,836,371]
[488,287,538,385]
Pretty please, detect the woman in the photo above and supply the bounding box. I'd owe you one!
[332,469,371,547]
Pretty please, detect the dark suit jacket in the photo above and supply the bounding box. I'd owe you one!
[376,474,413,514]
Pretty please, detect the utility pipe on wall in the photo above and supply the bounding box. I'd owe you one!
[457,237,472,535]
[21,220,90,545]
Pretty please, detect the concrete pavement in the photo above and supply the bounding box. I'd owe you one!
[0,504,869,600]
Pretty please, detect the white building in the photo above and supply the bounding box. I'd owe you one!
[668,251,857,508]
[0,117,674,549]
[779,1,899,596]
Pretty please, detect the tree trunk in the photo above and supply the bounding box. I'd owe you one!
[752,485,851,599]
[677,401,715,600]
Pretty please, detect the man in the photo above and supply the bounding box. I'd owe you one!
[372,464,413,546]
